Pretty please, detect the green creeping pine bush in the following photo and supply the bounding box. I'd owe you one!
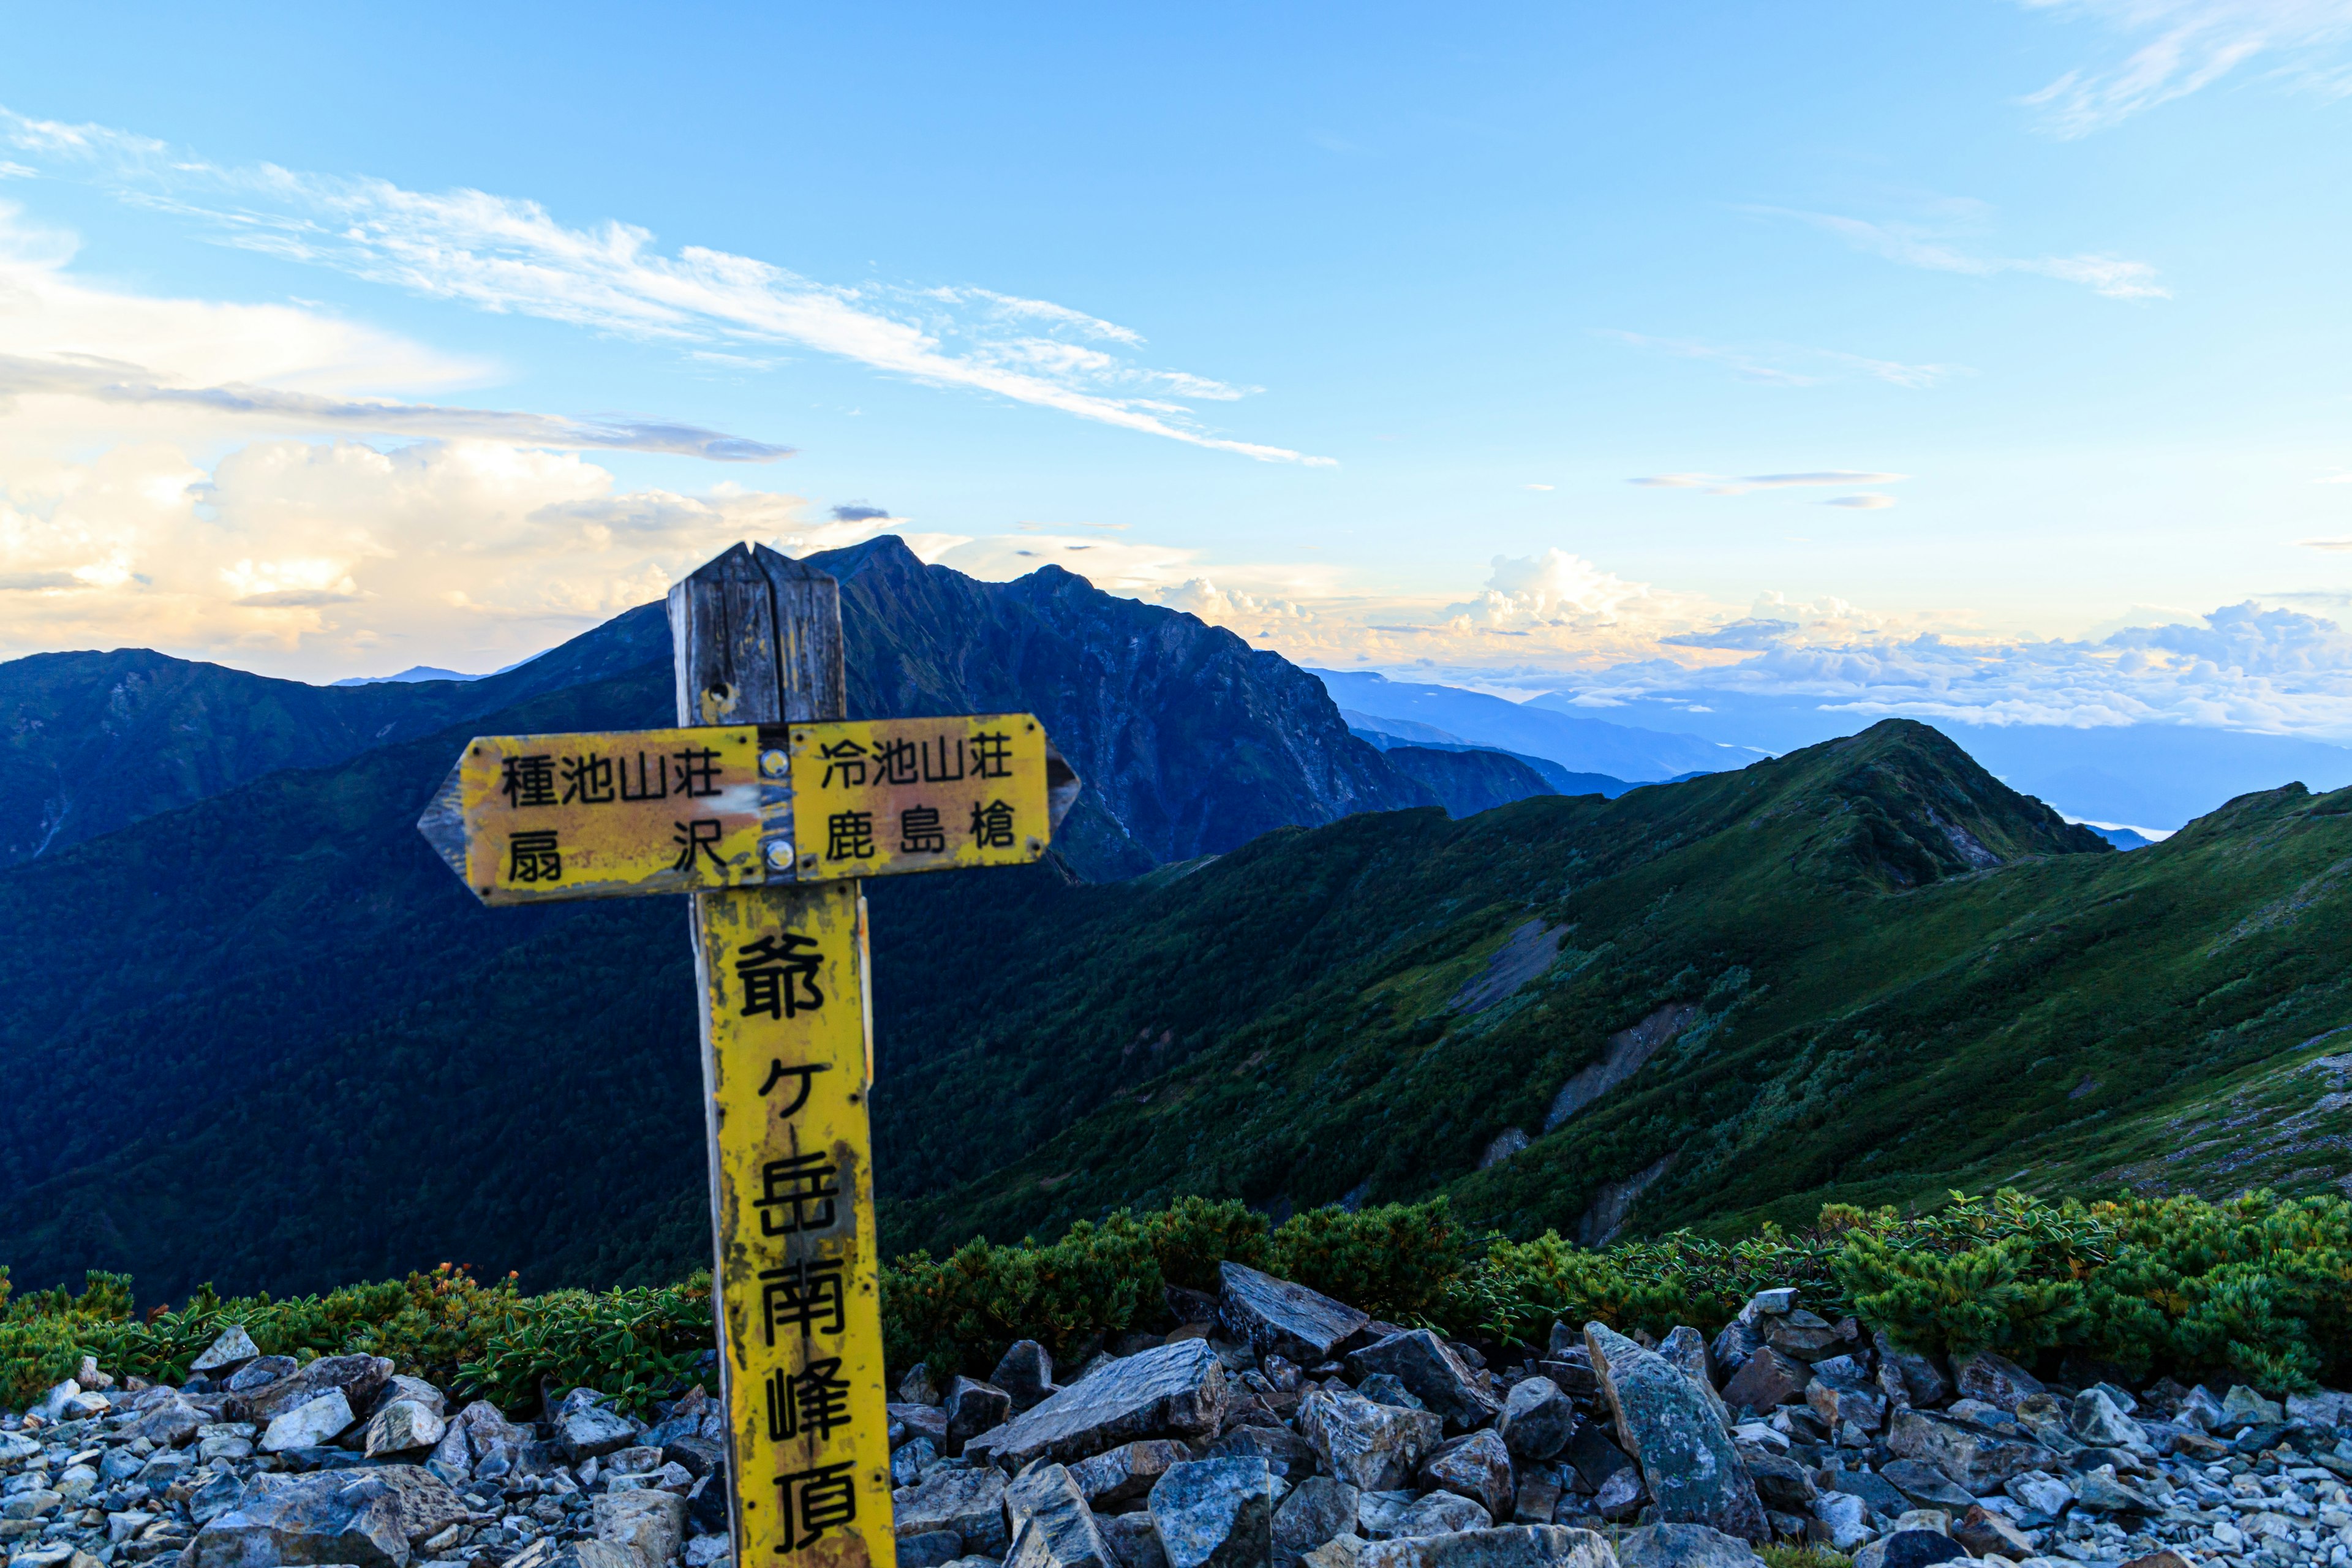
[14,1188,2352,1408]
[0,1264,713,1415]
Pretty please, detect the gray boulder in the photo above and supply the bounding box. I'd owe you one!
[1654,1329,1727,1426]
[1583,1323,1766,1544]
[894,1464,1012,1555]
[364,1399,447,1458]
[239,1354,393,1423]
[189,1326,262,1375]
[1396,1492,1492,1536]
[1872,1333,1951,1409]
[1850,1532,1967,1568]
[2067,1388,2148,1450]
[1877,1460,1972,1511]
[1717,1349,1807,1414]
[1616,1524,1762,1568]
[1560,1423,1634,1494]
[1884,1410,2057,1491]
[1805,1374,1885,1434]
[1951,1351,2043,1412]
[995,1341,1060,1412]
[556,1399,639,1463]
[594,1488,687,1568]
[260,1391,356,1453]
[1358,1526,1618,1568]
[1495,1379,1574,1463]
[1072,1439,1193,1509]
[1739,1451,1814,1513]
[1300,1386,1444,1492]
[1149,1457,1275,1568]
[902,1532,965,1568]
[1218,1261,1371,1366]
[1274,1477,1362,1566]
[1206,1423,1320,1479]
[189,1464,465,1568]
[120,1395,205,1448]
[1006,1463,1115,1568]
[946,1375,1016,1454]
[982,1340,1227,1469]
[1346,1331,1500,1431]
[2073,1464,2157,1513]
[1104,1512,1172,1568]
[1420,1431,1515,1520]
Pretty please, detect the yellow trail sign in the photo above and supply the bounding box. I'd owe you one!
[696,881,894,1568]
[418,714,1064,905]
[789,712,1053,879]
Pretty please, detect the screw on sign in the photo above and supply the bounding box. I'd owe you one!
[416,543,1080,1568]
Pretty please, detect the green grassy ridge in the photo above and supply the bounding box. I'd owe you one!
[881,722,2352,1254]
[15,1186,2352,1416]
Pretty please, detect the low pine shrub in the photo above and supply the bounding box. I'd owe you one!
[12,1187,2352,1408]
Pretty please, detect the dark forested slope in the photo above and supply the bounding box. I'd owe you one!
[876,722,2352,1254]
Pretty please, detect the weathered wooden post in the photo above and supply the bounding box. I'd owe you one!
[417,540,1079,1568]
[670,545,890,1568]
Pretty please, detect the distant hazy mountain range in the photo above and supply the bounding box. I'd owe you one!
[1517,688,2352,834]
[1314,669,1766,783]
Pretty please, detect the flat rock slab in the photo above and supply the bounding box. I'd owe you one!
[188,1464,464,1568]
[983,1340,1228,1469]
[1616,1525,1763,1568]
[1884,1411,2057,1492]
[239,1355,393,1424]
[1218,1262,1371,1365]
[1585,1323,1765,1545]
[1358,1526,1618,1568]
[261,1392,356,1455]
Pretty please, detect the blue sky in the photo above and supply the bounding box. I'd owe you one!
[2,1,2350,742]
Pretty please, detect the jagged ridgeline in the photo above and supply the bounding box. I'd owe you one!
[2,536,2350,1310]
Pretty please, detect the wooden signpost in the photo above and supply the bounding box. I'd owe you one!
[418,542,1079,1568]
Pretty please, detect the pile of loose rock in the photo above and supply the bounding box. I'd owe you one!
[12,1272,2352,1568]
[2,1326,728,1568]
[881,1270,2352,1568]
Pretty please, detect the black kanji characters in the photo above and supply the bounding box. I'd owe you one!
[753,1152,840,1236]
[508,830,562,882]
[672,818,725,874]
[758,1257,846,1345]
[900,805,946,854]
[755,1060,829,1114]
[672,745,723,798]
[816,739,868,788]
[970,729,1014,778]
[736,933,823,1019]
[500,755,559,808]
[970,798,1016,849]
[873,736,919,785]
[764,1357,853,1444]
[617,750,668,801]
[775,1461,858,1549]
[560,753,615,805]
[827,810,876,861]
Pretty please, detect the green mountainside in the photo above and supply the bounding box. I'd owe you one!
[6,551,2350,1312]
[875,721,2352,1255]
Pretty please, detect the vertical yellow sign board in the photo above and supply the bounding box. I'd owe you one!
[696,881,894,1568]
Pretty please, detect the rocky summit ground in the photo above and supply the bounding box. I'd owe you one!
[9,1262,2352,1568]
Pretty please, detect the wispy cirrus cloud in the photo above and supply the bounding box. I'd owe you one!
[2019,0,2352,135]
[1599,330,1958,388]
[1757,207,2169,301]
[0,352,788,460]
[1632,470,1910,496]
[0,105,1327,466]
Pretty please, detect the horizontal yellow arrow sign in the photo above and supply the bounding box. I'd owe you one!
[418,714,1069,905]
